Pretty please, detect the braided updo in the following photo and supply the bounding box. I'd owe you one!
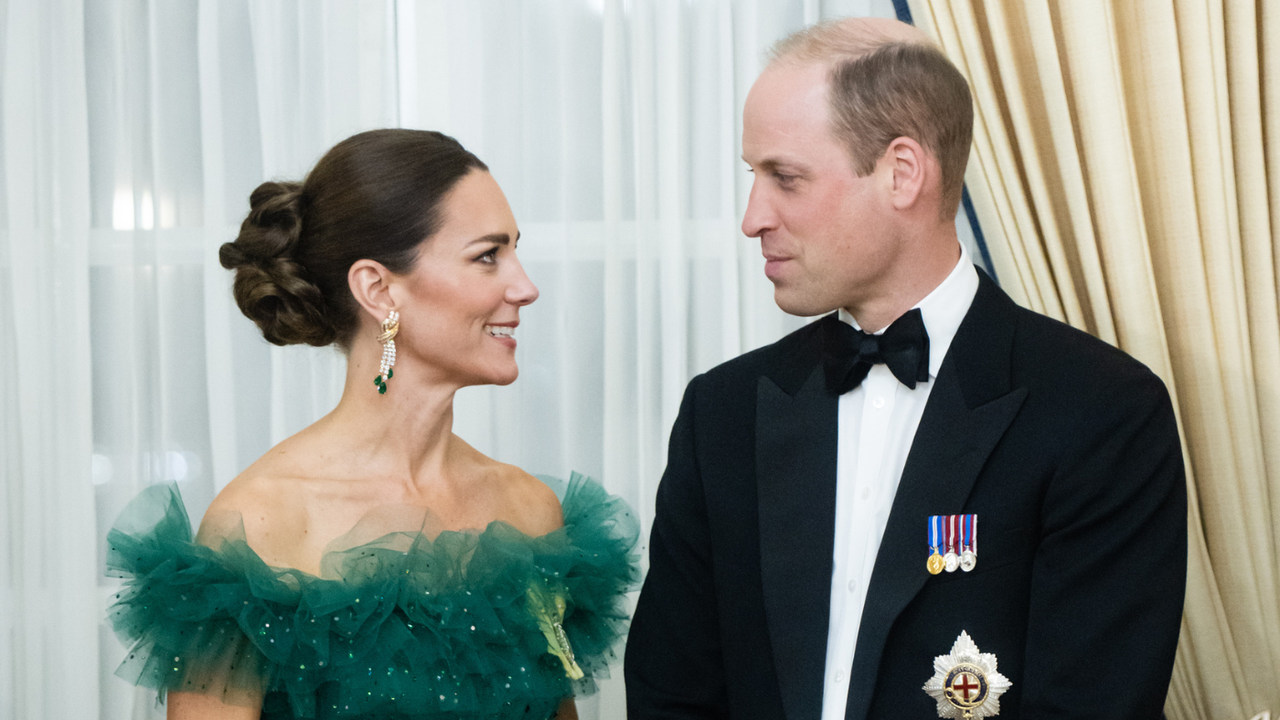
[220,130,488,348]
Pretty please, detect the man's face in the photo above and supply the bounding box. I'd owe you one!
[741,61,898,317]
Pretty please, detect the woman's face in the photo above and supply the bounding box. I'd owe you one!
[394,169,538,387]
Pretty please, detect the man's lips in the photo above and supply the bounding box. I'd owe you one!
[763,254,791,279]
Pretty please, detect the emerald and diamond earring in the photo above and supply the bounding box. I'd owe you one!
[375,310,399,395]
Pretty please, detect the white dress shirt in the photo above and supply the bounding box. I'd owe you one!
[819,245,980,720]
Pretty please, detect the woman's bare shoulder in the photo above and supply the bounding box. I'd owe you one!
[453,439,563,537]
[196,456,311,561]
[498,463,564,536]
[205,471,301,522]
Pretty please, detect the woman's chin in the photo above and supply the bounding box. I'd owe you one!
[474,364,520,387]
[492,368,520,386]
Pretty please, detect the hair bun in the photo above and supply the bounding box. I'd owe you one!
[228,181,305,261]
[220,181,337,347]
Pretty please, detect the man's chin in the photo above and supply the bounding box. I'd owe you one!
[772,288,837,318]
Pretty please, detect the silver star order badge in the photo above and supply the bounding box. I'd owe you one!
[922,631,1012,719]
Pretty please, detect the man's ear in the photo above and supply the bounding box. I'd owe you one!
[349,259,396,323]
[884,136,929,211]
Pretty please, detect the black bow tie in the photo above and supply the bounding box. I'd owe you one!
[822,309,931,395]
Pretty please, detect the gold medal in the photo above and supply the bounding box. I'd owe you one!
[927,516,945,575]
[927,551,945,575]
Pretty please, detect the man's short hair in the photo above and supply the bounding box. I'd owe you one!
[770,22,974,214]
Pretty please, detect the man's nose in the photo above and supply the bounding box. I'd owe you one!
[741,182,775,238]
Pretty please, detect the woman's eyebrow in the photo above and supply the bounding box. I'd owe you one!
[467,232,512,247]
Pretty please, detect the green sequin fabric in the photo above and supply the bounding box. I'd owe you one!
[106,473,639,720]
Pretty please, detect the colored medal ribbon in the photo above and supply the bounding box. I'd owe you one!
[929,514,980,575]
[960,514,978,572]
[927,515,945,574]
[944,515,960,572]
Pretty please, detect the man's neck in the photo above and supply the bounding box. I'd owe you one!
[845,239,962,333]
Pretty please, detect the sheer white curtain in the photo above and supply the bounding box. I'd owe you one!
[0,1,930,719]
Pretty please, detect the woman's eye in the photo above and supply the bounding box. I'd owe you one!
[477,247,499,264]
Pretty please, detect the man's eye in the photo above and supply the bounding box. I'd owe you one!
[775,173,796,184]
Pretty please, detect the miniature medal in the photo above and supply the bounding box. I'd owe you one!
[928,552,946,575]
[927,515,945,574]
[923,631,1011,719]
[960,514,977,572]
[943,515,959,573]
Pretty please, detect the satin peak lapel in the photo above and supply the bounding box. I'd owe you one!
[758,366,838,720]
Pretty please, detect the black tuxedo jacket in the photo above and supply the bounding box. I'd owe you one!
[624,272,1186,720]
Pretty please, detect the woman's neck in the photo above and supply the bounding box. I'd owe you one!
[309,350,466,489]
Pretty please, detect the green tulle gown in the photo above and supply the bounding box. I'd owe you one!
[106,473,639,720]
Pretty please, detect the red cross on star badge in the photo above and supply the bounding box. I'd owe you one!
[923,631,1012,719]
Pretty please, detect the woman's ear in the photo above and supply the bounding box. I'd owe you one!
[349,259,396,322]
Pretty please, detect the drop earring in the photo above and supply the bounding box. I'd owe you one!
[375,310,399,395]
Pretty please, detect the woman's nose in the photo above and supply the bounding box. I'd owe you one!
[506,258,539,306]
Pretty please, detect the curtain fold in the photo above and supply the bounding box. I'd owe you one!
[907,0,1280,717]
[1,0,101,718]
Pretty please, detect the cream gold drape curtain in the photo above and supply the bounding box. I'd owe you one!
[905,0,1280,718]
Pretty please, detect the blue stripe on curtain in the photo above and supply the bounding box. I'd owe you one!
[961,186,997,281]
[891,0,913,24]
[889,0,999,284]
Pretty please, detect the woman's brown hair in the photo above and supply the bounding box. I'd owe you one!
[219,129,488,348]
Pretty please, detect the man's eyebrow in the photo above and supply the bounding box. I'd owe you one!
[742,157,795,174]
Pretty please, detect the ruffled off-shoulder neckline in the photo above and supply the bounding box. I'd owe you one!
[105,473,639,720]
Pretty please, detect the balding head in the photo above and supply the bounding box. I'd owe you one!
[770,17,931,65]
[767,17,973,216]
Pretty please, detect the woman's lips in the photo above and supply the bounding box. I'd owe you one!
[484,324,517,347]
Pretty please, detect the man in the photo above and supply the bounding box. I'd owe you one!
[624,17,1185,720]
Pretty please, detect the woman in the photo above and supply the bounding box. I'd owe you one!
[106,130,638,720]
